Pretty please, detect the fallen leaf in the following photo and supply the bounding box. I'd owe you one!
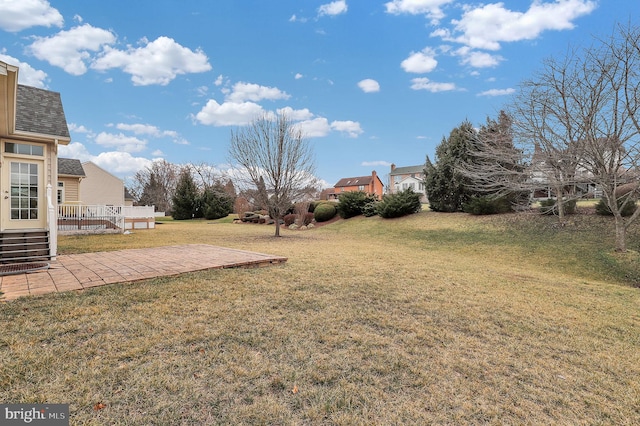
[292,385,298,394]
[93,402,106,411]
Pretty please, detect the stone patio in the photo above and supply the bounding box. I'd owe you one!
[0,244,287,301]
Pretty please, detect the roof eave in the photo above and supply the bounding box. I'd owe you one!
[10,130,71,144]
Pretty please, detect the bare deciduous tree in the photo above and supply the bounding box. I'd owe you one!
[468,23,640,251]
[131,160,179,214]
[573,23,640,251]
[228,113,318,236]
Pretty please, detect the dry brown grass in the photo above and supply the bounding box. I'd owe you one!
[1,212,639,424]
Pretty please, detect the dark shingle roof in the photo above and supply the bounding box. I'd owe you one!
[15,85,70,139]
[390,165,424,175]
[334,175,373,188]
[58,158,85,177]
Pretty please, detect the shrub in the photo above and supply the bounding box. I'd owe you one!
[303,212,315,225]
[313,203,337,222]
[539,198,576,215]
[595,198,637,217]
[464,196,512,215]
[362,201,379,217]
[283,213,297,226]
[337,191,378,219]
[377,188,422,219]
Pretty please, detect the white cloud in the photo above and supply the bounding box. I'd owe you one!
[357,78,380,93]
[331,120,363,138]
[401,47,438,73]
[289,14,308,23]
[92,36,211,85]
[295,73,303,80]
[92,151,155,176]
[116,123,161,135]
[0,0,63,32]
[410,77,456,92]
[214,74,224,86]
[29,24,116,76]
[115,123,189,145]
[295,117,331,138]
[95,132,147,153]
[318,1,348,17]
[385,0,454,23]
[59,142,156,177]
[435,0,597,51]
[455,47,503,68]
[226,82,290,102]
[277,106,314,121]
[362,160,392,167]
[0,53,48,88]
[477,88,515,97]
[195,99,265,126]
[67,123,91,134]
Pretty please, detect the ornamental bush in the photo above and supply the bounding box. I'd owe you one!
[313,203,337,222]
[539,198,576,215]
[337,191,378,219]
[463,196,512,215]
[377,188,422,219]
[283,213,297,226]
[595,198,637,217]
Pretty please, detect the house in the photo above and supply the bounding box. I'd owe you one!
[389,164,428,202]
[80,161,125,206]
[57,161,155,232]
[57,158,85,204]
[330,170,385,199]
[0,61,71,262]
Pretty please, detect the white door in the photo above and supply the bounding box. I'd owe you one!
[2,157,46,230]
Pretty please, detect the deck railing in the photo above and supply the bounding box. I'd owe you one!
[58,204,124,231]
[57,204,156,232]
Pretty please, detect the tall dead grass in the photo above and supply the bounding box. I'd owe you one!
[1,212,639,424]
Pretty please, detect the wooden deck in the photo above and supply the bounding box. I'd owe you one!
[0,244,287,301]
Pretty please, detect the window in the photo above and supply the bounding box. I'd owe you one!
[10,162,38,220]
[358,185,365,190]
[57,181,64,204]
[5,142,43,156]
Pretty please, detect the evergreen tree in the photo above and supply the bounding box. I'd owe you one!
[172,168,199,220]
[201,184,234,220]
[424,121,477,212]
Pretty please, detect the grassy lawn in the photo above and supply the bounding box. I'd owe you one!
[1,211,639,424]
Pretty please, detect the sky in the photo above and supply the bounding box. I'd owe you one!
[0,0,638,190]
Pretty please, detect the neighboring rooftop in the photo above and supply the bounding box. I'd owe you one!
[390,164,424,175]
[15,84,70,139]
[334,175,374,187]
[58,158,85,177]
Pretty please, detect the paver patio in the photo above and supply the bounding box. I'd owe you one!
[0,244,287,301]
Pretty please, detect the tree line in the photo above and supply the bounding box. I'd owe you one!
[424,23,640,252]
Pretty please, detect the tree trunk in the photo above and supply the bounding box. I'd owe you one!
[274,218,281,237]
[556,185,565,223]
[614,214,627,252]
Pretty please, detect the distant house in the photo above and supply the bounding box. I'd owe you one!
[328,170,385,200]
[389,164,427,202]
[80,161,125,206]
[58,162,155,232]
[0,60,71,261]
[57,158,85,204]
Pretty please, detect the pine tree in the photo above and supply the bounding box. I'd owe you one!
[172,168,199,220]
[424,121,477,212]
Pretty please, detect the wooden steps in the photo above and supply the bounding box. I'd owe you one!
[0,231,50,264]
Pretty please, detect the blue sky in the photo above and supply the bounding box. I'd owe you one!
[0,0,637,189]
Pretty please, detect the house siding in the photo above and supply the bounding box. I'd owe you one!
[58,176,79,203]
[80,162,124,205]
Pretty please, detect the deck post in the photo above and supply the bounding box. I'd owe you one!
[47,183,57,259]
